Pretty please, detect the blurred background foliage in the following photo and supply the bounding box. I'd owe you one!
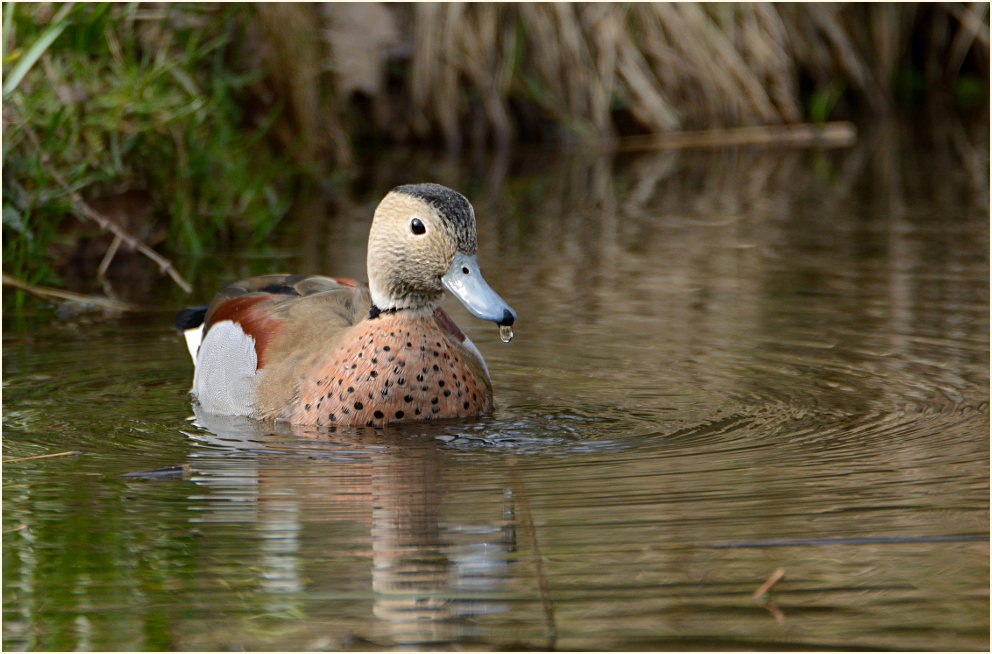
[2,2,988,294]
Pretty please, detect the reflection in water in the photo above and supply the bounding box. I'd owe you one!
[369,445,512,644]
[183,119,987,649]
[2,115,987,650]
[188,411,517,647]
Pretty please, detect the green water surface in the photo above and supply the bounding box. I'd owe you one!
[3,120,988,651]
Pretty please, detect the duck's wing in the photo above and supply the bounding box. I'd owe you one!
[197,274,370,367]
[182,274,373,418]
[176,275,368,362]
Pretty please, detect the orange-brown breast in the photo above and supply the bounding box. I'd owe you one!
[284,314,492,427]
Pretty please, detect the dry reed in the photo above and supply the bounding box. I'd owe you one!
[250,2,988,159]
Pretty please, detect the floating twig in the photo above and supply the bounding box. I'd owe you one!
[3,450,83,463]
[2,273,138,312]
[11,103,192,293]
[751,566,786,600]
[752,567,787,624]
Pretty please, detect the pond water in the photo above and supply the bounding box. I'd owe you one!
[3,118,989,651]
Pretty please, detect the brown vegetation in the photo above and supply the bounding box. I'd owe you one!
[265,2,989,160]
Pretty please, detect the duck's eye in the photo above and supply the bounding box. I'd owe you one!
[410,218,426,235]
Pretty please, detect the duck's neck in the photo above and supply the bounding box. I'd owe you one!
[368,282,442,320]
[367,300,440,321]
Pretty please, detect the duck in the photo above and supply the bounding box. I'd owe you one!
[175,183,516,428]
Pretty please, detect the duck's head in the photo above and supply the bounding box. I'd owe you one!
[366,183,516,327]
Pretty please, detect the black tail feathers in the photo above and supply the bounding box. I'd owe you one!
[174,305,208,331]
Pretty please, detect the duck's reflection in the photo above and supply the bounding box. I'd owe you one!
[185,409,515,647]
[369,437,514,643]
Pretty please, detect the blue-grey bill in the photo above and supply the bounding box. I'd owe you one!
[441,253,516,326]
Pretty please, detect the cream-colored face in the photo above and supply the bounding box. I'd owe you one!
[366,183,515,327]
[367,191,464,312]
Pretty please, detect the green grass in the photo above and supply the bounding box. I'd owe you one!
[2,3,295,289]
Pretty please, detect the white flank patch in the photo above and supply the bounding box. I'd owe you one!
[183,325,203,363]
[192,320,259,417]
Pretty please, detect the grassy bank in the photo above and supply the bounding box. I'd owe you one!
[2,3,292,294]
[2,2,988,298]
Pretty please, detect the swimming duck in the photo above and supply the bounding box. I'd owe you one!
[176,183,516,428]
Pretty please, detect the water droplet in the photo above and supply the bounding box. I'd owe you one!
[499,324,514,343]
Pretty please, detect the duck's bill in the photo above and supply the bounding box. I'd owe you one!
[441,252,516,326]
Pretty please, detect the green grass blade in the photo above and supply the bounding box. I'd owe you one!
[2,3,16,59]
[2,19,69,97]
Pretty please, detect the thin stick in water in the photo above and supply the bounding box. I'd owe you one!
[509,460,558,649]
[3,450,83,463]
[2,273,137,312]
[751,566,786,600]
